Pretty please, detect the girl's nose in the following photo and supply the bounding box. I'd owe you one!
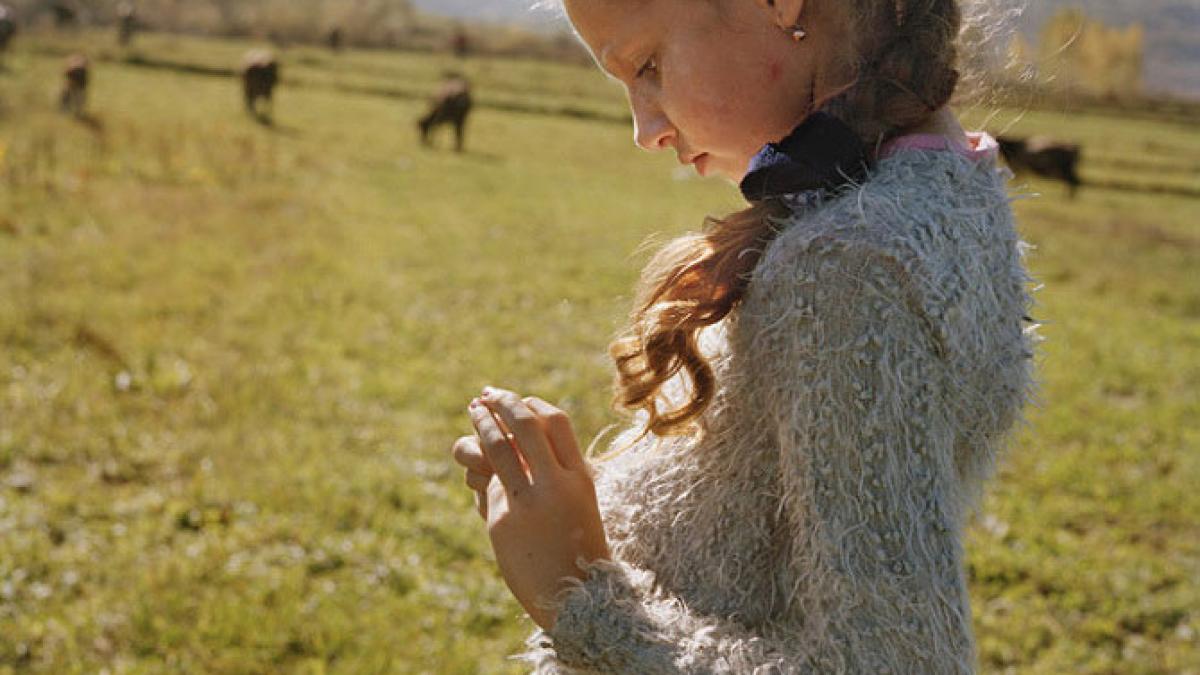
[631,99,674,152]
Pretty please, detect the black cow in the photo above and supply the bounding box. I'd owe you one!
[419,75,472,152]
[117,2,137,46]
[0,4,16,54]
[51,1,76,28]
[997,135,1083,198]
[59,53,88,117]
[241,49,278,122]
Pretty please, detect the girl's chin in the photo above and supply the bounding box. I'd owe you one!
[687,154,744,185]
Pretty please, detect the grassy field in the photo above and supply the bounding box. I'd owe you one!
[1,30,1198,674]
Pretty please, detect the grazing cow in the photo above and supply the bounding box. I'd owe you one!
[241,49,278,122]
[451,27,470,58]
[419,75,472,152]
[117,2,137,46]
[59,54,88,117]
[997,135,1083,198]
[327,27,342,53]
[0,5,15,55]
[51,1,76,28]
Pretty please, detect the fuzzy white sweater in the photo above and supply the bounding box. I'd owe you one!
[520,144,1036,674]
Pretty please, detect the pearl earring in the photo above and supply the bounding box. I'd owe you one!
[765,0,806,41]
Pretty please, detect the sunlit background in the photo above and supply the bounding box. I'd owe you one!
[0,0,1197,673]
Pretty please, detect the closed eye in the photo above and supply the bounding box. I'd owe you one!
[636,56,659,79]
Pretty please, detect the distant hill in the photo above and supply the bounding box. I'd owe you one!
[1020,0,1200,97]
[413,0,1199,98]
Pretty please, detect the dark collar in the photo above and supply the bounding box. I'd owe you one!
[739,112,871,203]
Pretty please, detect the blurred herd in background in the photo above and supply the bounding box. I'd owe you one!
[0,0,491,160]
[2,0,1197,197]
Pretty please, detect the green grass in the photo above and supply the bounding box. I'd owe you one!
[1,30,1198,674]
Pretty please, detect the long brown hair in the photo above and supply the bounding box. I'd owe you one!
[609,0,965,441]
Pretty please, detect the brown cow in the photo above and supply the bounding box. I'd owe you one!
[241,49,278,122]
[59,54,88,117]
[997,135,1083,198]
[451,26,470,58]
[419,75,472,152]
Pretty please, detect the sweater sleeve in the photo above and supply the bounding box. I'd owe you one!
[525,237,979,674]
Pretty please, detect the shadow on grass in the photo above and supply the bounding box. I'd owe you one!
[1086,179,1200,201]
[446,149,503,164]
[74,111,106,133]
[463,150,504,163]
[265,122,302,137]
[1087,156,1200,176]
[123,51,236,78]
[243,111,302,137]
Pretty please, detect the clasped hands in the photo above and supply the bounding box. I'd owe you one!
[450,386,609,630]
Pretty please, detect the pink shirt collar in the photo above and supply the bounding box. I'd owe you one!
[879,131,998,162]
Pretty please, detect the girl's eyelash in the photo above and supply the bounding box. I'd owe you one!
[636,57,659,79]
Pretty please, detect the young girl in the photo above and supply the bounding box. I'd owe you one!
[451,0,1035,672]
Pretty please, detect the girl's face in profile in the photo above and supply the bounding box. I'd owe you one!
[564,0,822,182]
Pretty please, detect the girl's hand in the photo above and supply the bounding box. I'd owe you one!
[466,387,610,630]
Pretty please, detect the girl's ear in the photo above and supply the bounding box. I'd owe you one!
[751,0,806,32]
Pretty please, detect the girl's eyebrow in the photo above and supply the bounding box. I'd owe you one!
[597,44,634,83]
[598,46,622,78]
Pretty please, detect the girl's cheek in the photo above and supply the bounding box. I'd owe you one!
[768,60,783,83]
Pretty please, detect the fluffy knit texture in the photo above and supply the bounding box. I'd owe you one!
[518,144,1037,674]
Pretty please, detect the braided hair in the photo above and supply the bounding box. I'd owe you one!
[827,0,963,145]
[609,0,968,441]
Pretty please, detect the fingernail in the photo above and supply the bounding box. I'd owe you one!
[469,398,479,409]
[481,386,494,398]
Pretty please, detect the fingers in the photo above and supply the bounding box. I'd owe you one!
[486,473,507,525]
[480,387,559,479]
[469,398,531,495]
[465,468,490,493]
[452,434,493,520]
[451,435,493,477]
[473,488,487,520]
[522,396,586,471]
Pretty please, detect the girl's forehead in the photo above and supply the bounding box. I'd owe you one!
[565,0,669,46]
[565,0,664,30]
